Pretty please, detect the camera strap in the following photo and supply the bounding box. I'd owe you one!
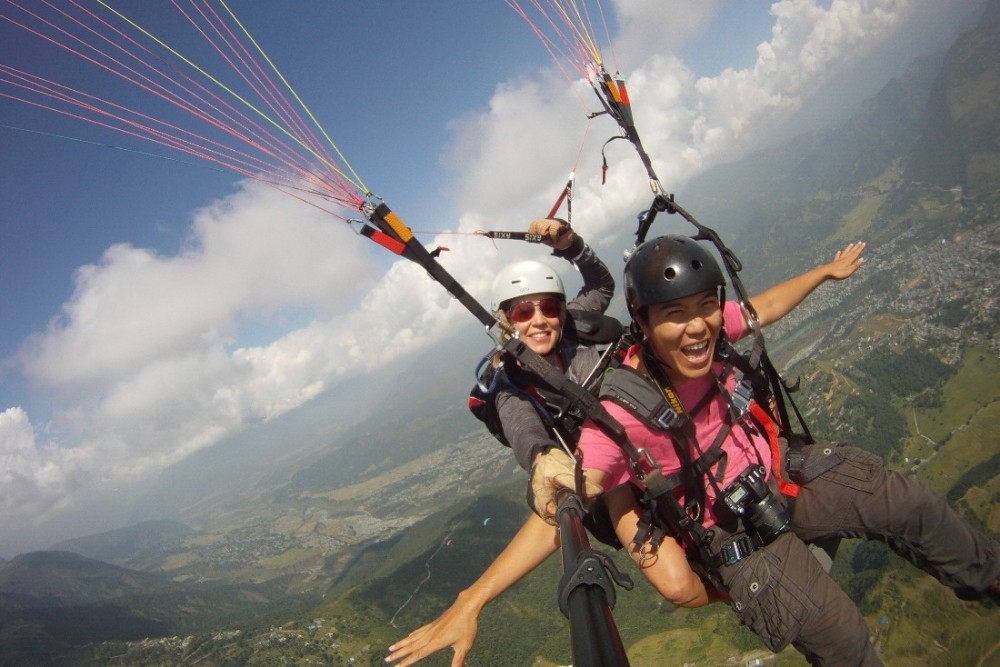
[639,348,772,504]
[639,348,717,518]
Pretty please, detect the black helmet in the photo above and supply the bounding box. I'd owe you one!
[624,235,726,316]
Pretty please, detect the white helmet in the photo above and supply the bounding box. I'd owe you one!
[490,260,565,312]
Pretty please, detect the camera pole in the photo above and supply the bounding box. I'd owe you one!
[555,490,633,667]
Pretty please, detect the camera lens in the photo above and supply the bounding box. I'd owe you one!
[747,494,790,541]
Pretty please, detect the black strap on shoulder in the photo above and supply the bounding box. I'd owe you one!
[500,337,641,466]
[600,366,684,432]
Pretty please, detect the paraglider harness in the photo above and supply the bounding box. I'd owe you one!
[597,331,811,583]
[469,308,633,549]
[588,194,829,587]
[468,307,627,451]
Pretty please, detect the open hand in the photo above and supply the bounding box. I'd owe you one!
[386,594,480,666]
[824,241,866,280]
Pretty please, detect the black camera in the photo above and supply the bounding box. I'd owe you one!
[720,465,791,543]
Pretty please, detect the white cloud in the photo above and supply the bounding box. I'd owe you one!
[19,185,371,388]
[683,0,911,166]
[447,74,591,220]
[614,0,721,69]
[0,406,85,520]
[1,180,512,536]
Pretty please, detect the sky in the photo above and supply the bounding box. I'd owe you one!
[0,0,987,557]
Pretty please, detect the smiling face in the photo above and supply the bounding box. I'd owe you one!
[637,290,722,383]
[506,294,565,358]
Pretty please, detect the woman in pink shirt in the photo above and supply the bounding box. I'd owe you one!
[574,235,999,665]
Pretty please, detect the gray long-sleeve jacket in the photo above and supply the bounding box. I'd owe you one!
[491,235,616,471]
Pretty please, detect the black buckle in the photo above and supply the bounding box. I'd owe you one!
[786,448,805,482]
[717,534,759,567]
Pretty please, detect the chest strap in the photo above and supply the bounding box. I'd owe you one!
[599,367,730,485]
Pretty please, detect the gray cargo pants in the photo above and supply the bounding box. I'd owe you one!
[712,443,1000,666]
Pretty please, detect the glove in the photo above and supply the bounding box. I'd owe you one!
[528,448,603,523]
[528,218,574,251]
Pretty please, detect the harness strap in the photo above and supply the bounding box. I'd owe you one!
[598,360,805,582]
[640,467,722,588]
[730,337,814,449]
[502,337,644,476]
[712,533,765,568]
[689,421,732,483]
[750,401,800,498]
[600,367,705,515]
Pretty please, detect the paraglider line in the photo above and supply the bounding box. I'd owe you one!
[0,121,224,171]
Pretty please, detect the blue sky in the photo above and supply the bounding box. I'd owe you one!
[0,0,985,554]
[0,2,538,368]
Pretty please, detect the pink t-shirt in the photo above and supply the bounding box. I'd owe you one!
[578,301,771,529]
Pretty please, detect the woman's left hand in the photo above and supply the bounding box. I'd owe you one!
[529,218,574,251]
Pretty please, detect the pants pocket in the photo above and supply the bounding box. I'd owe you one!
[726,535,819,652]
[819,445,883,493]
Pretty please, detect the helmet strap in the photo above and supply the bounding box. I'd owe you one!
[639,338,676,380]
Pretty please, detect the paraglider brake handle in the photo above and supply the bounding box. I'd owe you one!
[633,192,678,247]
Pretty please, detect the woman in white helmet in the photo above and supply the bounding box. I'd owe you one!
[490,258,569,359]
[488,218,616,474]
[388,218,617,667]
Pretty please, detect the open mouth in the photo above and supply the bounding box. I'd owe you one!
[681,340,711,365]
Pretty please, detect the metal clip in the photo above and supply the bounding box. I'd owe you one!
[474,353,503,394]
[632,448,659,480]
[730,379,754,420]
[654,404,685,431]
[638,540,658,567]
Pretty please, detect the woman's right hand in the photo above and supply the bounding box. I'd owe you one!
[385,592,482,666]
[529,448,604,522]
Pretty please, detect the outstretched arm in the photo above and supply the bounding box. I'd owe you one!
[386,513,559,666]
[750,241,866,327]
